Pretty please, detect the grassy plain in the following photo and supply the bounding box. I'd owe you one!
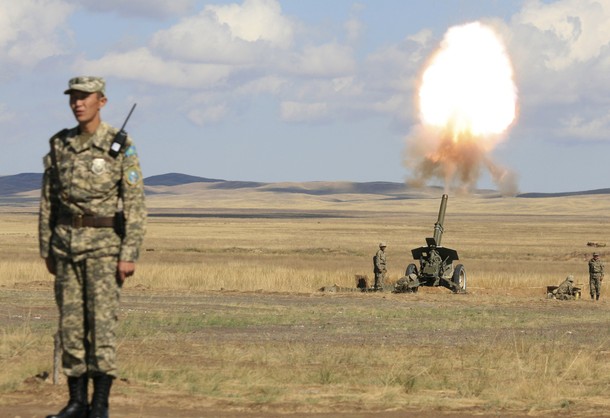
[1,189,610,416]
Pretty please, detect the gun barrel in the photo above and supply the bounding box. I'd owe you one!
[432,194,448,246]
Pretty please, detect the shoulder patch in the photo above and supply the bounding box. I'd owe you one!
[125,167,142,186]
[124,145,137,157]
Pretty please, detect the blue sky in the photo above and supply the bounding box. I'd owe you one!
[1,0,609,193]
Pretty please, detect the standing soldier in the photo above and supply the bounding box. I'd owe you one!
[40,76,146,418]
[588,252,604,300]
[373,242,387,291]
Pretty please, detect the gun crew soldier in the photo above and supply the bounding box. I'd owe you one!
[39,76,146,418]
[589,252,605,300]
[553,275,576,300]
[373,242,387,291]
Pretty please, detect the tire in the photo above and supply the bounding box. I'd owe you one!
[405,263,418,277]
[452,264,466,291]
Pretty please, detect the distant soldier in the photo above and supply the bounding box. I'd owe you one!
[373,242,387,291]
[589,252,605,300]
[553,275,576,300]
[394,273,419,293]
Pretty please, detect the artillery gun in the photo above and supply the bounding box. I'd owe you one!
[403,194,466,293]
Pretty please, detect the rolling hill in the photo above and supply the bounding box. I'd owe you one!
[0,172,608,199]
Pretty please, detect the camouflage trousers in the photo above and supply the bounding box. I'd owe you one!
[374,272,386,289]
[555,292,575,300]
[394,275,419,293]
[54,255,120,377]
[590,275,602,298]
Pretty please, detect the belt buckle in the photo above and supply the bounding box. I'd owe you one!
[72,215,83,228]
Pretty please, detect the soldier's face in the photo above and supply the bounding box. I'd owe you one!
[69,91,107,125]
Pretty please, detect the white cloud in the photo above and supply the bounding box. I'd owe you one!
[282,78,361,103]
[0,0,74,67]
[514,0,610,70]
[76,47,231,88]
[151,13,259,65]
[365,34,431,92]
[187,104,228,126]
[370,94,408,115]
[280,101,329,123]
[79,0,299,88]
[407,29,434,46]
[74,0,195,19]
[235,76,287,95]
[206,0,293,48]
[559,111,610,141]
[344,18,363,43]
[151,0,293,64]
[506,0,610,142]
[283,43,356,77]
[75,0,363,124]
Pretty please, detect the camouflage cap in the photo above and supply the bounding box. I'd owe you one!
[593,252,599,257]
[567,275,574,282]
[64,76,106,95]
[379,242,387,248]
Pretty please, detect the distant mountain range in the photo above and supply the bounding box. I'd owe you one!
[1,172,609,198]
[0,173,43,196]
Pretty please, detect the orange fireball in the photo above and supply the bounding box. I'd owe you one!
[419,21,517,143]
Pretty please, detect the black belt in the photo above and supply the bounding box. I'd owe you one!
[57,214,115,228]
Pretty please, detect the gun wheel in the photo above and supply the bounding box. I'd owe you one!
[452,264,466,292]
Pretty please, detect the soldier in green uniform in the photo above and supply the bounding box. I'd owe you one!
[588,252,604,300]
[393,273,420,293]
[553,275,576,300]
[373,242,387,291]
[40,76,146,418]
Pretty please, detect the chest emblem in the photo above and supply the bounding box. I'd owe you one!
[91,158,107,175]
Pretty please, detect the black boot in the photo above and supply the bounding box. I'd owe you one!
[46,375,88,418]
[597,294,600,300]
[89,374,113,418]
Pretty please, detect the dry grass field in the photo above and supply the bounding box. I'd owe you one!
[1,188,610,417]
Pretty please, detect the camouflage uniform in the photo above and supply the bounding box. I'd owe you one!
[40,120,146,377]
[393,273,419,293]
[373,243,387,290]
[553,275,575,300]
[40,76,145,418]
[589,254,604,300]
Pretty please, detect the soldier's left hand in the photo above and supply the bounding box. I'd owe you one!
[117,260,136,284]
[45,257,57,276]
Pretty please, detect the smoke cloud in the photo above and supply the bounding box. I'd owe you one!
[405,125,519,196]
